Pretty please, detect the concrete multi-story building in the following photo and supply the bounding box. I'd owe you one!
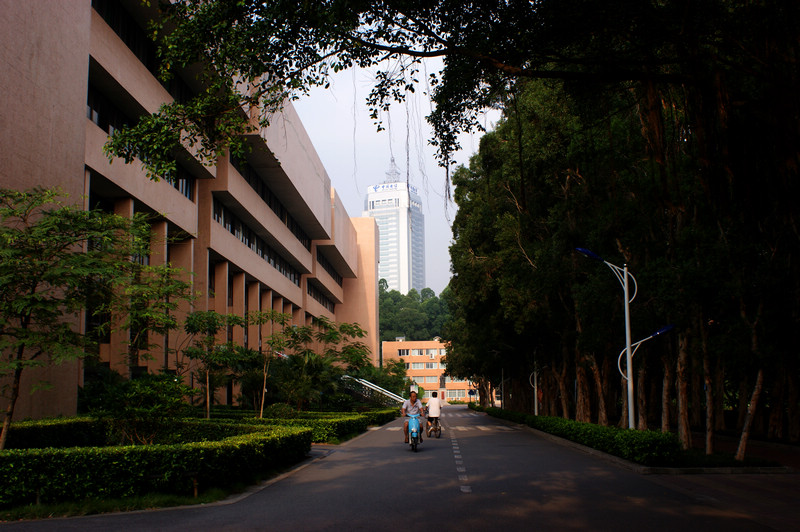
[362,159,425,294]
[382,339,478,402]
[0,0,379,420]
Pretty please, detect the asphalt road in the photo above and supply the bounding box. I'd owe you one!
[1,405,796,531]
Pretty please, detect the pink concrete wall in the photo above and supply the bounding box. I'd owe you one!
[0,0,92,420]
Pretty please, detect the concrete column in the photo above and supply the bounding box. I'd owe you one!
[145,221,169,373]
[168,237,195,375]
[108,198,134,376]
[213,261,230,315]
[231,271,246,346]
[247,281,261,350]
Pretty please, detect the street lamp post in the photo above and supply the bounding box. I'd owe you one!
[616,325,675,382]
[576,248,638,429]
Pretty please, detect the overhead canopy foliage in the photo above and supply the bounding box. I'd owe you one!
[108,0,799,201]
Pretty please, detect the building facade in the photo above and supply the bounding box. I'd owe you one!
[0,0,379,420]
[362,159,425,294]
[382,339,478,402]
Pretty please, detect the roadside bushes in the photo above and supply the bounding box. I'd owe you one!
[481,406,681,466]
[0,421,311,507]
[3,418,107,449]
[239,407,399,442]
[247,415,368,443]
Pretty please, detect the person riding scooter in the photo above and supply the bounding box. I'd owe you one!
[402,391,424,444]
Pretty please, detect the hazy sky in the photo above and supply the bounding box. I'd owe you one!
[293,64,498,296]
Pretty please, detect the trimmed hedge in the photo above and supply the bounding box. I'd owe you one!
[246,415,369,442]
[4,418,108,449]
[236,408,399,443]
[0,421,312,507]
[482,407,681,467]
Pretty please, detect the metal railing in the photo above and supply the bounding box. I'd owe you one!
[341,375,404,406]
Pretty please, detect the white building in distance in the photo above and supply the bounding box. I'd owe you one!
[363,160,425,294]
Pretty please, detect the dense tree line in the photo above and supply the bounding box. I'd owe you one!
[442,69,799,457]
[378,280,450,342]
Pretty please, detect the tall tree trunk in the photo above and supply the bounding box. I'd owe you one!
[259,356,270,419]
[691,354,703,428]
[714,359,726,431]
[676,332,691,450]
[735,368,764,461]
[736,299,764,460]
[703,349,714,454]
[736,379,749,429]
[552,362,571,419]
[0,365,24,451]
[587,353,608,426]
[661,355,673,433]
[767,375,785,440]
[701,318,714,454]
[575,360,591,422]
[637,364,647,430]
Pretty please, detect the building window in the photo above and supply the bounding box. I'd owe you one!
[308,282,335,312]
[411,363,424,369]
[92,0,157,73]
[165,163,195,202]
[425,376,437,383]
[212,198,301,286]
[317,250,343,286]
[425,362,437,369]
[229,154,311,250]
[398,349,409,357]
[87,84,132,136]
[447,389,466,399]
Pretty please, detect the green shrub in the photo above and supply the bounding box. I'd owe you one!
[87,373,195,445]
[0,422,311,507]
[263,403,298,419]
[4,418,108,449]
[484,409,682,467]
[359,408,400,426]
[247,415,369,443]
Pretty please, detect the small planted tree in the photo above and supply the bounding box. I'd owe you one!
[182,310,245,418]
[272,317,373,410]
[246,310,292,418]
[111,261,194,374]
[0,188,151,450]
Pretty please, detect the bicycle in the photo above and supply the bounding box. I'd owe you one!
[427,416,442,438]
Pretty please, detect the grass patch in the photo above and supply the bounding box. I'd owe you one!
[0,488,232,522]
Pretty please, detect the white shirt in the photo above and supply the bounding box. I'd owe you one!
[426,397,444,417]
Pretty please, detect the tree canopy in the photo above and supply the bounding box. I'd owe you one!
[107,0,799,199]
[379,285,450,342]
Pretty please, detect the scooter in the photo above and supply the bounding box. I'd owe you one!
[408,414,422,452]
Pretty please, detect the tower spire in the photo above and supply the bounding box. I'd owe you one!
[384,157,401,183]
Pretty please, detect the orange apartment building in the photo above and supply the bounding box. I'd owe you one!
[382,339,478,403]
[0,0,379,420]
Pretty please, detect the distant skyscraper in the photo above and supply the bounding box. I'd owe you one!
[363,159,425,294]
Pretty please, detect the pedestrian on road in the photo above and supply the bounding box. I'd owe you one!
[402,391,424,443]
